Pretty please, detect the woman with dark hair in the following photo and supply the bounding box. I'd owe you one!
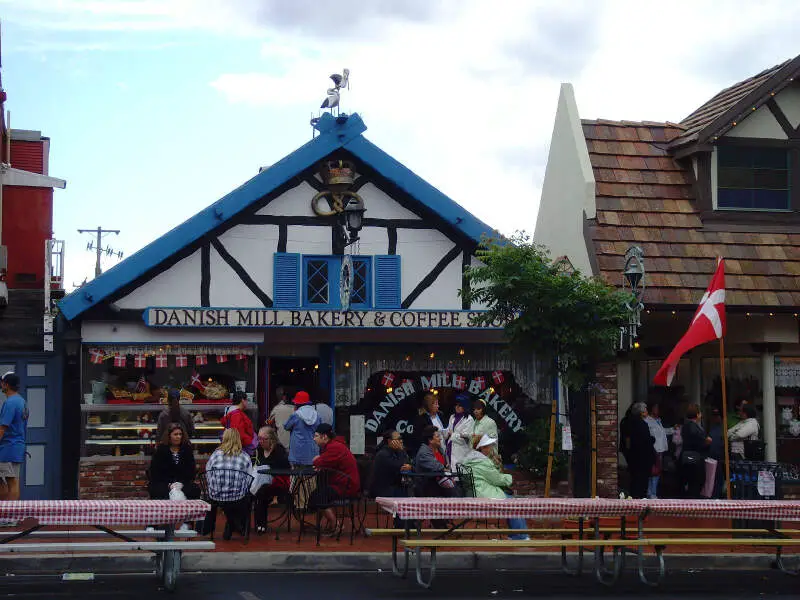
[410,392,445,457]
[728,402,760,460]
[679,404,712,498]
[148,423,200,500]
[156,388,195,442]
[368,429,411,498]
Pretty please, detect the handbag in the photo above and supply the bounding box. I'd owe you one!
[744,440,766,461]
[680,450,701,466]
[250,464,274,495]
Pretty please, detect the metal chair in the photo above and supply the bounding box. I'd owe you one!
[305,469,362,546]
[198,468,254,541]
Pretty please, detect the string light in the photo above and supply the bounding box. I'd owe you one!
[344,361,351,368]
[671,311,676,316]
[362,361,368,366]
[405,355,411,361]
[290,368,294,373]
[386,387,393,393]
[634,341,641,349]
[432,389,439,395]
[746,313,751,317]
[429,352,435,359]
[769,313,774,317]
[314,364,319,370]
[458,348,465,356]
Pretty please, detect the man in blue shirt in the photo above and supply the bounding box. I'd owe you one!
[0,373,27,501]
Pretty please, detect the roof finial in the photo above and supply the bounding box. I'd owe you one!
[311,69,350,137]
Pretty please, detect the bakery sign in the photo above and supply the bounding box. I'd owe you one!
[143,307,509,330]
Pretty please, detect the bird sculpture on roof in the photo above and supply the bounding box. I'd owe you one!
[321,87,340,110]
[319,68,350,114]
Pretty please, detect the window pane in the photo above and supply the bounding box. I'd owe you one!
[719,167,754,189]
[753,168,788,189]
[753,189,789,210]
[306,260,329,305]
[753,148,787,169]
[718,188,753,208]
[718,146,753,168]
[351,260,369,305]
[27,364,46,377]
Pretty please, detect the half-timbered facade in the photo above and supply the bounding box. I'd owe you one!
[59,113,548,498]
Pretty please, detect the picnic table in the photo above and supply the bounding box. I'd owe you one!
[375,497,800,589]
[0,500,214,592]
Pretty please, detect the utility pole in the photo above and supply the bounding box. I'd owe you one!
[78,227,122,277]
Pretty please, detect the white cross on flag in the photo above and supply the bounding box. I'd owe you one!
[381,372,395,387]
[89,349,105,364]
[175,355,188,368]
[190,371,207,393]
[453,375,466,390]
[113,354,127,368]
[155,354,168,369]
[134,354,147,368]
[654,259,726,386]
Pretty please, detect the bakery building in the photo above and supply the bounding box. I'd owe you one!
[536,55,800,495]
[57,112,550,499]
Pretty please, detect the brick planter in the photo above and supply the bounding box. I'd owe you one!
[78,456,208,499]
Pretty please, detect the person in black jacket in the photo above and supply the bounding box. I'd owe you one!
[252,427,291,535]
[148,423,200,499]
[626,402,656,499]
[408,392,445,457]
[368,430,411,498]
[679,404,711,498]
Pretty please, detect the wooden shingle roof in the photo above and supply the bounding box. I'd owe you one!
[582,119,800,308]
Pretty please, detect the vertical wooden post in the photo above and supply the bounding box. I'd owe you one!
[720,337,732,499]
[545,398,557,498]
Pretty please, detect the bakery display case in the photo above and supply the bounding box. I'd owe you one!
[80,344,257,457]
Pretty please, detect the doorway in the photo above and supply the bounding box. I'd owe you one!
[267,357,323,414]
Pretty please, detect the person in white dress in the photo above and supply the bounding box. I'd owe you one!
[444,393,474,471]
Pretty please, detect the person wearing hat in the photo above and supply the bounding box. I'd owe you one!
[156,388,195,442]
[0,373,27,501]
[284,390,320,467]
[444,393,474,471]
[462,434,529,540]
[471,399,498,449]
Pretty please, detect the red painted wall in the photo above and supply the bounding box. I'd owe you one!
[9,140,44,174]
[2,186,53,288]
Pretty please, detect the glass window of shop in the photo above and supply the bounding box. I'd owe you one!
[332,344,551,463]
[81,345,256,458]
[775,357,800,464]
[701,356,762,428]
[634,358,690,428]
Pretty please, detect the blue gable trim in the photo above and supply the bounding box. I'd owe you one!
[59,112,495,321]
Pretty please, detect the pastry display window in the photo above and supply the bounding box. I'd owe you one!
[80,344,256,457]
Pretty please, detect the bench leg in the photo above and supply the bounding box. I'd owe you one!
[636,545,665,587]
[560,518,584,576]
[414,546,437,589]
[594,545,623,586]
[160,549,180,592]
[775,547,799,576]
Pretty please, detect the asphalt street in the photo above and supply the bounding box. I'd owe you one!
[0,570,797,599]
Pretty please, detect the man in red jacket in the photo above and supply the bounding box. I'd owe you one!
[311,423,360,533]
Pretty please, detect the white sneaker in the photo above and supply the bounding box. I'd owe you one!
[178,523,190,531]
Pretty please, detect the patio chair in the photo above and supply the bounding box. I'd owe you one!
[305,468,362,546]
[198,468,254,541]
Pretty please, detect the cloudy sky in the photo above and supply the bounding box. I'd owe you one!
[1,0,799,286]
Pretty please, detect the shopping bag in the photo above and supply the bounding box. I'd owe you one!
[250,465,274,495]
[169,482,187,501]
[701,458,718,498]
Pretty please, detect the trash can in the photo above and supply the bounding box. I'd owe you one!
[730,460,786,534]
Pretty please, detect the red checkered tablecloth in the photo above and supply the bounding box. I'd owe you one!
[645,499,800,522]
[375,497,649,521]
[0,500,210,526]
[376,497,800,523]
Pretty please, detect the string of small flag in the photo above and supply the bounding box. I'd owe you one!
[90,349,249,369]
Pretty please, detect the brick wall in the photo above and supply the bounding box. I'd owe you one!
[594,362,619,498]
[78,456,208,499]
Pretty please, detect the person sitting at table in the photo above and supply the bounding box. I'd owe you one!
[311,423,361,535]
[204,428,253,540]
[462,434,529,540]
[413,425,456,498]
[252,426,291,535]
[148,422,200,500]
[368,429,412,498]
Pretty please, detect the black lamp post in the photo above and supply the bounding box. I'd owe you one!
[343,196,366,245]
[620,245,645,351]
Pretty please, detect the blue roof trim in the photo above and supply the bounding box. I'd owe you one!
[59,112,495,321]
[342,136,496,243]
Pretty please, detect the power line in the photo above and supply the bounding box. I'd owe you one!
[78,227,122,277]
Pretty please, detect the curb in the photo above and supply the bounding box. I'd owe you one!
[0,551,787,574]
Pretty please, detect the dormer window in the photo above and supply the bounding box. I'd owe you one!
[717,145,790,210]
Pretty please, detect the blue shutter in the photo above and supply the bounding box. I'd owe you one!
[273,253,300,308]
[374,255,401,309]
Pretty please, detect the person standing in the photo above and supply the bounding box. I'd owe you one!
[156,389,195,441]
[680,404,711,498]
[314,390,334,427]
[410,392,446,457]
[626,402,656,499]
[269,386,294,450]
[221,391,256,454]
[284,391,320,467]
[444,393,474,471]
[645,402,669,499]
[728,403,760,460]
[0,373,27,501]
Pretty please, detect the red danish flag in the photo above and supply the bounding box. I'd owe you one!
[134,354,147,368]
[381,372,395,387]
[190,371,207,392]
[155,354,168,369]
[175,355,188,368]
[195,355,208,366]
[453,375,466,390]
[216,354,228,364]
[473,376,486,390]
[654,259,726,386]
[113,354,127,368]
[235,353,246,361]
[89,349,106,364]
[492,370,505,385]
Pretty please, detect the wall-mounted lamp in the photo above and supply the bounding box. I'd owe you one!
[620,245,645,351]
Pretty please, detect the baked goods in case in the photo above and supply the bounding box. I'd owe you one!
[203,382,228,400]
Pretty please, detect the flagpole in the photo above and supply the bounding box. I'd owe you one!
[720,335,732,499]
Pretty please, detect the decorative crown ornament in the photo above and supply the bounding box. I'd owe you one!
[320,160,355,188]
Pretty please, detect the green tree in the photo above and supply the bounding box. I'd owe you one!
[462,232,631,390]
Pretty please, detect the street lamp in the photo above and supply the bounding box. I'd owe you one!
[620,245,645,351]
[343,196,366,245]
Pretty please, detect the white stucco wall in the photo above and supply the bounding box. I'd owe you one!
[534,83,595,275]
[775,84,800,129]
[116,249,202,309]
[724,103,787,139]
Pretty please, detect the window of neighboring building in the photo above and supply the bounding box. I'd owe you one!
[717,146,790,210]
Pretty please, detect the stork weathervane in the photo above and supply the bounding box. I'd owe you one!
[311,69,350,134]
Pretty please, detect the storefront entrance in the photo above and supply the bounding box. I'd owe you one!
[266,357,323,414]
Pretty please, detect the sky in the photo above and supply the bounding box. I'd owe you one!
[1,0,799,288]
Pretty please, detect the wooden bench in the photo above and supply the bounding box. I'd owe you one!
[399,536,800,588]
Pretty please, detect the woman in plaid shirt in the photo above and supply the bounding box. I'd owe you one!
[204,429,253,539]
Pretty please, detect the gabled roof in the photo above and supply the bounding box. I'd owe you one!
[582,119,800,308]
[59,112,496,321]
[670,54,800,149]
